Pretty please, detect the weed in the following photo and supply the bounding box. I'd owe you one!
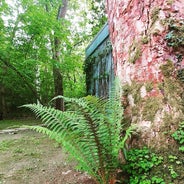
[168,155,177,163]
[168,166,179,179]
[123,147,164,183]
[172,121,184,152]
[0,140,15,151]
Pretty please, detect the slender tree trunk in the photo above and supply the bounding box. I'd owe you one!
[52,0,68,111]
[0,84,6,120]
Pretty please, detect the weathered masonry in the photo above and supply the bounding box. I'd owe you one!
[85,23,114,97]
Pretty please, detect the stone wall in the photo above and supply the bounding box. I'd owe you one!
[106,0,184,148]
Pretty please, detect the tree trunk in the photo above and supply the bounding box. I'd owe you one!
[0,83,6,120]
[106,0,184,148]
[52,0,68,111]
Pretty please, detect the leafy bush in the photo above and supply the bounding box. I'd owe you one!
[23,87,134,184]
[123,147,164,184]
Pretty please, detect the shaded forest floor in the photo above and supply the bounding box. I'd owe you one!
[0,123,95,184]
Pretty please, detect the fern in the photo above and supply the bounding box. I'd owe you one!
[23,85,134,184]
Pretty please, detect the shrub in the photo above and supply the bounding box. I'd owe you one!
[23,86,134,184]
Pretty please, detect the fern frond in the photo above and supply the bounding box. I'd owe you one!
[23,81,134,184]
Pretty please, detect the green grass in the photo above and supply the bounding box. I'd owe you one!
[0,135,45,163]
[0,140,15,151]
[0,119,42,130]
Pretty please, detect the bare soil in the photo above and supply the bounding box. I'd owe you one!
[0,129,96,184]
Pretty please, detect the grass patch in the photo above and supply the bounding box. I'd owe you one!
[0,137,42,153]
[0,119,42,130]
[0,135,46,166]
[0,139,17,151]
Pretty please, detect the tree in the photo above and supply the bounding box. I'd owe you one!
[51,0,68,111]
[0,0,86,116]
[89,0,107,36]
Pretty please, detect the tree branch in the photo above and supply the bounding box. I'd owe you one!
[0,57,43,104]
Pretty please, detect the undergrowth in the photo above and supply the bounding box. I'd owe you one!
[122,147,164,184]
[23,84,134,184]
[172,121,184,152]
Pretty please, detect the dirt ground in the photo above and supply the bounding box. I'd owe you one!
[0,129,96,184]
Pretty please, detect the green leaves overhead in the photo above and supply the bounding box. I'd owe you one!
[0,0,88,113]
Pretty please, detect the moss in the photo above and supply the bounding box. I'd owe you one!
[123,82,142,104]
[177,69,184,82]
[157,73,184,115]
[152,29,160,36]
[142,97,161,122]
[160,59,174,77]
[151,7,160,26]
[141,36,149,44]
[164,79,184,113]
[166,0,174,5]
[128,40,142,64]
[131,48,141,64]
[123,83,161,122]
[145,82,154,92]
[131,107,138,118]
[162,113,182,130]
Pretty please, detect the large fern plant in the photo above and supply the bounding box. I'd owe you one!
[23,87,134,184]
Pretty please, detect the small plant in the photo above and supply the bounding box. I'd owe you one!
[165,19,184,49]
[123,147,164,183]
[0,140,15,151]
[168,155,177,163]
[151,176,165,184]
[23,84,135,184]
[168,166,179,179]
[172,121,184,152]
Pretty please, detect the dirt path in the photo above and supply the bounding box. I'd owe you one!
[0,129,95,184]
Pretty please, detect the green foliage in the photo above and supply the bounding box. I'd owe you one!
[168,166,179,179]
[123,147,164,184]
[165,19,184,49]
[0,0,87,116]
[172,121,184,152]
[151,176,165,184]
[0,140,15,151]
[23,87,134,184]
[88,0,107,36]
[168,155,177,163]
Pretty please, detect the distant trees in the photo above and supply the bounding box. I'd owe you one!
[0,0,107,118]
